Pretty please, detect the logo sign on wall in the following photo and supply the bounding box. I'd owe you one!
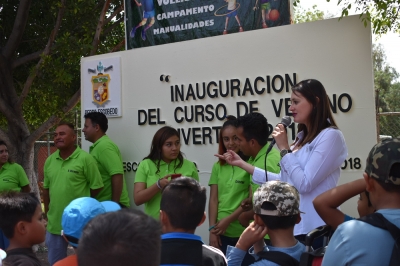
[125,0,292,49]
[82,57,122,117]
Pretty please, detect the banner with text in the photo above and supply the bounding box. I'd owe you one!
[125,0,292,49]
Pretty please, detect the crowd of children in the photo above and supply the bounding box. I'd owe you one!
[0,137,399,266]
[0,80,399,266]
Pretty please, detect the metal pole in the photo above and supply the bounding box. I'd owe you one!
[47,132,50,156]
[76,109,79,146]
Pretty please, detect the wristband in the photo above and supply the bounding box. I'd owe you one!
[208,225,215,231]
[156,178,162,190]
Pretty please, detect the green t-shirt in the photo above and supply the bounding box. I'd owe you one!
[135,158,199,219]
[43,147,104,235]
[0,162,30,192]
[89,135,130,207]
[248,143,281,194]
[208,162,250,237]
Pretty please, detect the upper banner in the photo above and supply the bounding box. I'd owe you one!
[125,0,292,49]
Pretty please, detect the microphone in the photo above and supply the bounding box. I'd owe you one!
[266,116,292,155]
[264,116,292,182]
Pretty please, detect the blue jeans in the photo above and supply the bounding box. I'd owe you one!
[0,229,9,250]
[45,231,68,266]
[220,235,256,266]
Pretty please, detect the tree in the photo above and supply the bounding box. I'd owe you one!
[385,83,400,112]
[294,0,400,35]
[373,44,399,112]
[372,44,400,137]
[294,5,326,24]
[0,0,125,196]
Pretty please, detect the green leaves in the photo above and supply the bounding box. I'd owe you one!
[321,0,400,35]
[1,0,125,131]
[373,44,399,112]
[294,4,326,23]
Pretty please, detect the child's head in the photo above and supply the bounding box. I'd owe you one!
[160,177,206,232]
[218,116,239,153]
[364,138,400,193]
[0,191,45,245]
[253,181,301,230]
[61,197,121,248]
[78,209,161,266]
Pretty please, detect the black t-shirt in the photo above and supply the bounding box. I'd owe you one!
[3,248,41,266]
[161,236,227,266]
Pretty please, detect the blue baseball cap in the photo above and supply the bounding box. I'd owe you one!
[61,197,121,247]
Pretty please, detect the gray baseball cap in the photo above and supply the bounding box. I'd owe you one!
[253,181,302,216]
[365,138,400,185]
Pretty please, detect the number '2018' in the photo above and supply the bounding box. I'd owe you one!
[341,157,361,170]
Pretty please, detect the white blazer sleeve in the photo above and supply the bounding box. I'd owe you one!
[279,129,347,193]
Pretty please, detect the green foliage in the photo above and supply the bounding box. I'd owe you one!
[373,44,399,112]
[294,0,400,35]
[0,0,124,131]
[385,83,400,111]
[372,44,400,137]
[294,5,326,23]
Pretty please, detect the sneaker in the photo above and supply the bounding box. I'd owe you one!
[262,23,268,28]
[130,27,137,38]
[223,29,228,35]
[239,26,244,32]
[141,30,146,41]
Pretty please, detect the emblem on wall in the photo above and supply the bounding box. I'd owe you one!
[89,62,113,107]
[82,56,122,117]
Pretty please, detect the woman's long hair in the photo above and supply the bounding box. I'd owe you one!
[0,140,13,164]
[143,126,184,174]
[292,79,338,147]
[218,116,249,165]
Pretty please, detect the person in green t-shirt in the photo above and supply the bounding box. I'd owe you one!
[43,122,104,266]
[217,113,281,229]
[208,116,254,265]
[0,140,31,250]
[0,140,30,194]
[83,112,130,207]
[134,126,199,219]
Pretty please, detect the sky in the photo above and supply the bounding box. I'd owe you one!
[299,1,400,74]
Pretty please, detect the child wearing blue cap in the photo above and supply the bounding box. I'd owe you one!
[54,197,120,266]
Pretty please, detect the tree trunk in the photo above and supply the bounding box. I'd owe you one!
[0,55,43,200]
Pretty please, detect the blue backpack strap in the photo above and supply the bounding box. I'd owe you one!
[358,213,400,266]
[257,250,299,266]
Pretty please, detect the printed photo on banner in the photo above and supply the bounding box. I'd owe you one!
[125,0,292,49]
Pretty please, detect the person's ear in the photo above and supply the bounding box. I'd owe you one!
[160,210,168,225]
[71,131,77,142]
[159,210,171,233]
[197,212,206,227]
[364,172,375,192]
[295,214,301,224]
[15,221,27,235]
[253,214,264,226]
[94,123,100,132]
[249,139,255,147]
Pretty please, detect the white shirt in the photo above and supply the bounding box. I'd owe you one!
[253,127,348,235]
